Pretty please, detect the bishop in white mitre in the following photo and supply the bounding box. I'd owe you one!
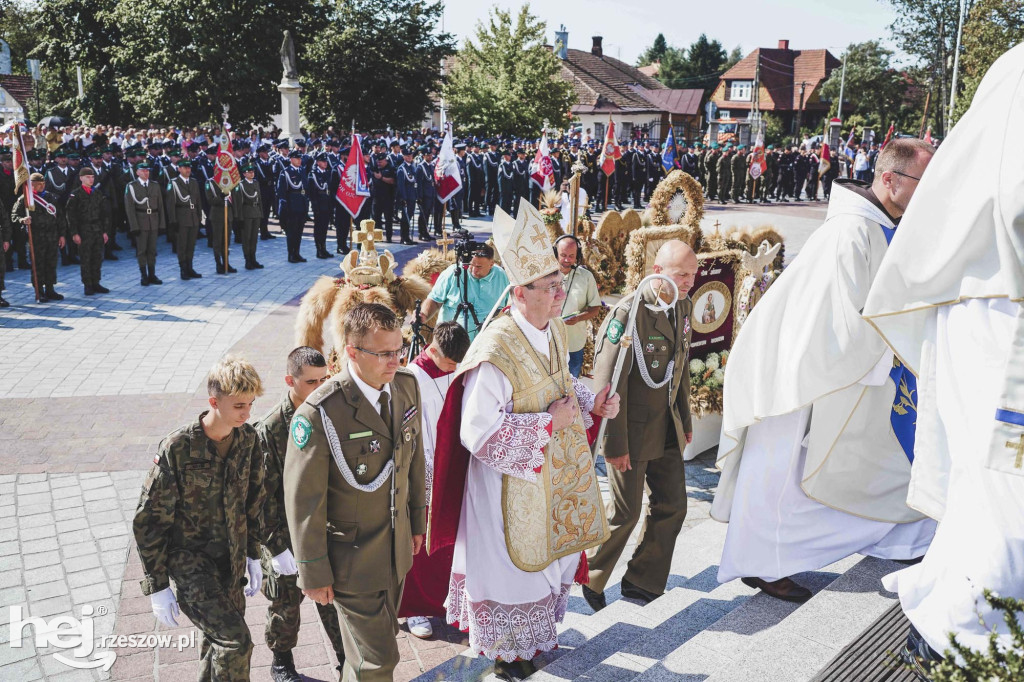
[710,140,938,601]
[864,43,1024,669]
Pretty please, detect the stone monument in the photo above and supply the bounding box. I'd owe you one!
[278,31,302,143]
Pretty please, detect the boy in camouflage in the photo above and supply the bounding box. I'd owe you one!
[256,347,347,682]
[133,356,267,681]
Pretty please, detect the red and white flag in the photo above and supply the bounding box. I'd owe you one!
[530,132,555,191]
[881,121,895,149]
[922,126,933,145]
[434,123,463,204]
[818,140,831,175]
[12,123,32,209]
[336,133,370,218]
[598,119,621,176]
[213,126,241,195]
[749,130,767,179]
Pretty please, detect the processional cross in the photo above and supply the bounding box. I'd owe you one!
[1006,434,1024,469]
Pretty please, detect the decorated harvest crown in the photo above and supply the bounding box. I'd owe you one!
[492,198,560,286]
[340,220,397,287]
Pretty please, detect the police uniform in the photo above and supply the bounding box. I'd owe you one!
[395,151,418,245]
[233,168,264,269]
[284,364,426,682]
[125,163,166,285]
[65,168,111,295]
[308,156,334,258]
[164,160,204,279]
[370,155,397,242]
[256,395,347,676]
[586,286,693,598]
[133,415,266,682]
[415,153,442,238]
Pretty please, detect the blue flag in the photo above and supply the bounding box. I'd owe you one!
[661,126,676,172]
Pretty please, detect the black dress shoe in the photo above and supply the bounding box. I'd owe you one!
[493,659,537,681]
[251,261,264,269]
[180,268,192,281]
[400,239,416,246]
[620,578,660,605]
[336,245,350,255]
[105,253,118,261]
[112,242,123,251]
[270,650,303,682]
[261,232,277,240]
[84,285,95,296]
[93,283,109,294]
[189,269,203,279]
[0,295,8,307]
[226,264,237,273]
[741,576,811,603]
[245,262,256,270]
[294,255,307,263]
[316,250,332,259]
[582,585,606,613]
[18,262,31,269]
[69,256,81,264]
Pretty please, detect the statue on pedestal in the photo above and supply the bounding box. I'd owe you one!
[280,31,299,81]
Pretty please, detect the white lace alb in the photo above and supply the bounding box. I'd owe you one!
[477,412,552,481]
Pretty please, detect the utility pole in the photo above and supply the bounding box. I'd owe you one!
[836,53,847,120]
[793,81,807,145]
[948,0,966,133]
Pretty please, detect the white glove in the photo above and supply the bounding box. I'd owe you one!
[244,557,262,597]
[150,587,179,628]
[271,549,298,576]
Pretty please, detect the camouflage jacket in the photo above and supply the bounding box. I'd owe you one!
[255,394,294,557]
[65,186,111,237]
[133,413,266,595]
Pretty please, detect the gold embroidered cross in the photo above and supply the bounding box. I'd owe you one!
[1006,434,1024,469]
[529,222,547,248]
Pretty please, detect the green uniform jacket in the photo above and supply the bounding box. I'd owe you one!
[256,394,296,558]
[133,414,266,596]
[65,187,111,237]
[284,365,426,593]
[125,179,166,234]
[204,181,235,224]
[164,175,204,229]
[233,179,263,219]
[717,153,733,181]
[593,286,693,461]
[11,194,63,239]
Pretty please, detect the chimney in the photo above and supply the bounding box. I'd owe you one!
[592,36,603,57]
[778,39,790,50]
[555,25,568,60]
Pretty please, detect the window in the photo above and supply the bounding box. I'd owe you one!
[594,122,604,142]
[729,81,752,102]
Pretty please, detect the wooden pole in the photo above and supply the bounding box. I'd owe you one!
[26,216,40,302]
[604,174,609,211]
[223,197,230,273]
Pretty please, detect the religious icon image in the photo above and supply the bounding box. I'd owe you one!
[691,280,731,335]
[702,292,717,325]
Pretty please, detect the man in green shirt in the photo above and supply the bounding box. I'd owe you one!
[420,243,509,340]
[554,235,603,377]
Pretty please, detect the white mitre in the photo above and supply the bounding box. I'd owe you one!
[864,43,1024,373]
[491,198,560,286]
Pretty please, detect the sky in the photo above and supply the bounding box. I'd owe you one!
[439,0,902,65]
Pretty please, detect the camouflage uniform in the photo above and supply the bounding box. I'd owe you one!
[256,395,346,663]
[65,185,111,288]
[133,414,266,682]
[11,192,62,287]
[716,152,732,203]
[705,150,719,199]
[0,194,9,300]
[732,151,747,202]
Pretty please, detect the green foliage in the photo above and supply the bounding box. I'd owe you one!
[442,5,574,138]
[930,590,1024,681]
[763,112,785,146]
[658,34,730,92]
[726,46,744,69]
[954,0,1024,123]
[302,0,453,131]
[0,0,40,76]
[637,33,668,67]
[819,41,923,136]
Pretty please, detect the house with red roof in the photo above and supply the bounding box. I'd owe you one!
[0,74,33,124]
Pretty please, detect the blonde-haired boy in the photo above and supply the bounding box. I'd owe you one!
[133,355,267,681]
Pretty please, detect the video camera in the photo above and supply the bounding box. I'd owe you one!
[452,228,478,265]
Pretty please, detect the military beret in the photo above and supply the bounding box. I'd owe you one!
[176,158,191,167]
[288,149,303,158]
[767,144,774,150]
[30,172,44,182]
[77,166,95,176]
[738,144,746,150]
[710,143,719,149]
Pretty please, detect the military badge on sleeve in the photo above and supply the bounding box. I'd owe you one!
[607,319,625,344]
[291,415,313,449]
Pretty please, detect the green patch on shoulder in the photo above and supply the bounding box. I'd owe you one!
[291,415,313,449]
[607,318,625,345]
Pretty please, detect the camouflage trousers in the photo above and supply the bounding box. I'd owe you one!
[78,230,105,286]
[30,226,60,286]
[172,571,253,682]
[260,556,345,659]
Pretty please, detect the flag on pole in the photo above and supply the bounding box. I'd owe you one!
[434,122,463,204]
[598,119,621,176]
[749,130,767,179]
[818,140,831,175]
[843,126,857,160]
[11,123,32,209]
[213,126,241,195]
[661,125,677,172]
[336,132,370,218]
[922,126,932,145]
[881,121,895,149]
[530,132,555,191]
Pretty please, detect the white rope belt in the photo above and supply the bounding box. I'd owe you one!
[318,405,393,492]
[631,321,674,389]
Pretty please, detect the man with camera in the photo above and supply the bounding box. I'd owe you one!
[419,241,509,341]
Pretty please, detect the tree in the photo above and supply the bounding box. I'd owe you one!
[637,33,668,67]
[443,5,575,138]
[302,0,454,131]
[819,41,915,132]
[955,0,1024,122]
[0,0,41,76]
[726,46,744,69]
[658,34,728,92]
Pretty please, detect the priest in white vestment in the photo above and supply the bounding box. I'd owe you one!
[863,43,1024,669]
[711,139,938,602]
[428,199,619,681]
[401,321,471,638]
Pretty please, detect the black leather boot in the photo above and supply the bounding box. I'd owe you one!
[140,266,149,286]
[269,650,303,682]
[148,265,162,285]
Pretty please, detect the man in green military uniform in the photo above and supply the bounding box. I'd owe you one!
[233,164,263,270]
[584,239,697,611]
[716,145,733,204]
[134,356,267,682]
[205,178,236,274]
[66,166,111,296]
[285,303,426,682]
[0,192,10,308]
[125,161,166,286]
[164,158,204,280]
[11,173,65,301]
[732,145,747,203]
[257,347,347,682]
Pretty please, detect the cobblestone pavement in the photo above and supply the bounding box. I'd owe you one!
[0,203,825,681]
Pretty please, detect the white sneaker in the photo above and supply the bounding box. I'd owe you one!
[407,615,433,639]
